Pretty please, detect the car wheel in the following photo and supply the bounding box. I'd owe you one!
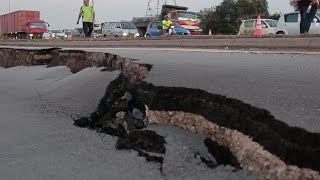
[276,31,285,35]
[146,34,151,37]
[104,34,107,37]
[115,35,119,38]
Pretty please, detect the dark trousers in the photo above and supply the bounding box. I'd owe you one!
[83,22,93,37]
[300,5,318,34]
[162,28,169,35]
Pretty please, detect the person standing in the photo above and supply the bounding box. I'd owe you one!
[162,15,173,35]
[77,0,95,37]
[293,0,319,34]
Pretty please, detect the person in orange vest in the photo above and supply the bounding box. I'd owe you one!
[293,0,319,34]
[77,0,95,37]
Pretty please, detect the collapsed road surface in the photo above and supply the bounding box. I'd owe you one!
[0,47,319,180]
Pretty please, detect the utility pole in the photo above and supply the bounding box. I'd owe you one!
[146,0,177,16]
[92,0,94,7]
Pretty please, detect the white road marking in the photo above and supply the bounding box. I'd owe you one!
[1,46,320,55]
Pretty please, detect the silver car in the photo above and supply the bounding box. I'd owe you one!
[50,29,67,39]
[276,11,320,35]
[238,19,278,35]
[102,21,140,38]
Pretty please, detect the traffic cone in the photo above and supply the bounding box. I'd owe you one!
[209,29,212,35]
[255,15,262,36]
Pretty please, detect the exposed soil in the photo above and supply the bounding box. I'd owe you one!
[1,47,319,179]
[133,82,320,172]
[204,138,241,169]
[116,130,166,173]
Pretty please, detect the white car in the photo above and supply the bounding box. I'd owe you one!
[42,29,67,39]
[238,19,278,35]
[42,30,53,39]
[50,29,67,39]
[276,11,320,35]
[102,21,140,38]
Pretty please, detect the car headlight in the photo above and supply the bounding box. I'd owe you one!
[64,35,68,38]
[134,33,140,37]
[29,34,33,37]
[170,26,175,29]
[123,33,128,37]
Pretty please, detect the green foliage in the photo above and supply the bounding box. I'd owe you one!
[267,12,281,20]
[200,0,280,35]
[289,0,299,11]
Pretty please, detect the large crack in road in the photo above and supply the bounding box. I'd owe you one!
[1,47,319,180]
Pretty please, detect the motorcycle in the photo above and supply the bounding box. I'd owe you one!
[168,25,175,35]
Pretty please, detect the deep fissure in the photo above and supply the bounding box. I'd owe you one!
[1,48,319,179]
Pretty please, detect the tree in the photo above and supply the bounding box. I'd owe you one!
[289,0,299,11]
[267,12,281,20]
[200,0,273,35]
[215,0,239,34]
[199,7,219,34]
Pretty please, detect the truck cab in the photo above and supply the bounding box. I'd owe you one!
[161,5,202,35]
[24,20,48,39]
[167,10,201,35]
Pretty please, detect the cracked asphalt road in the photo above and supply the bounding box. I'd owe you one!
[1,47,319,179]
[87,48,320,133]
[0,62,257,179]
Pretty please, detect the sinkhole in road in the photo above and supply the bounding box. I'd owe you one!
[0,47,319,179]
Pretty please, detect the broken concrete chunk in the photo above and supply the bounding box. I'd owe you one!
[133,108,144,120]
[122,91,133,102]
[115,111,126,125]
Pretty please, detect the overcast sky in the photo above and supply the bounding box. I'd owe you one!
[1,0,293,29]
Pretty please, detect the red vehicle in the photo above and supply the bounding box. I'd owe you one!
[0,10,48,39]
[161,5,202,35]
[133,5,202,36]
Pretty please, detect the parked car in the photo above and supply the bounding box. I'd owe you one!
[72,28,85,37]
[238,19,278,35]
[50,29,67,39]
[102,21,140,38]
[145,21,190,37]
[276,11,320,35]
[42,30,53,39]
[71,28,100,38]
[63,29,73,38]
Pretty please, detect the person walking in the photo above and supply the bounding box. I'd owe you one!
[162,15,173,35]
[77,0,95,37]
[293,0,319,34]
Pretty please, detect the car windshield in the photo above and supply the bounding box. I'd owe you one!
[76,28,84,33]
[173,22,183,29]
[178,11,198,21]
[121,22,137,29]
[265,20,278,28]
[51,30,63,33]
[29,22,46,28]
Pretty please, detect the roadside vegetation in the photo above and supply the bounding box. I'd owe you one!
[199,0,282,34]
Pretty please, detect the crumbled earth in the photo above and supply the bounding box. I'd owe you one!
[74,73,320,177]
[204,138,241,169]
[1,47,319,179]
[133,82,320,172]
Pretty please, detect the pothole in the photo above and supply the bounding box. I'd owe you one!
[1,47,319,180]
